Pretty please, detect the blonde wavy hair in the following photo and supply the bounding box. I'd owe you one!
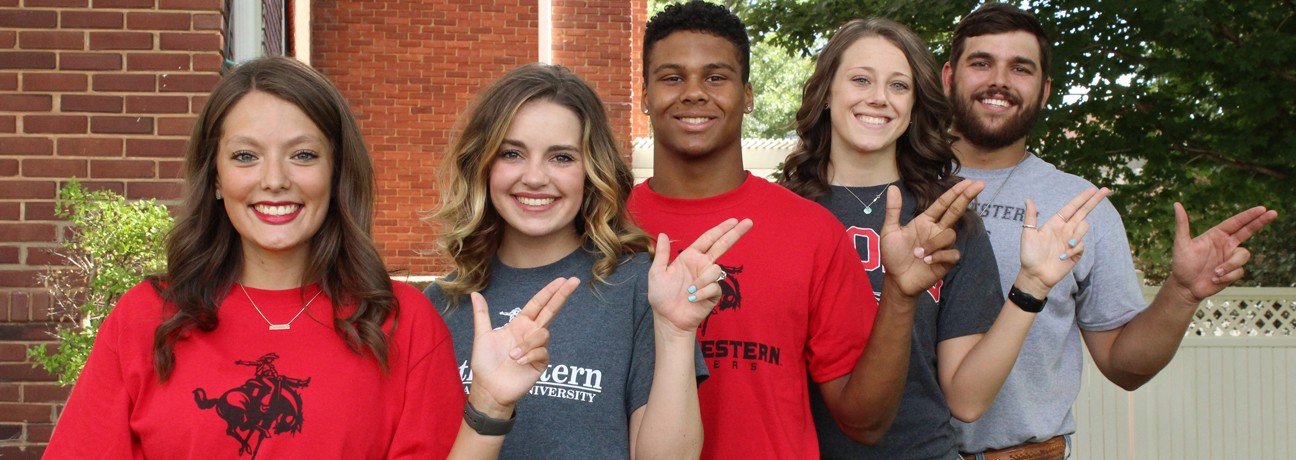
[430,64,652,303]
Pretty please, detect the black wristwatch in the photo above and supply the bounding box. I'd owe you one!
[1008,285,1047,313]
[463,401,515,436]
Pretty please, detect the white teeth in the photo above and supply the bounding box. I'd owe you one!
[517,196,555,206]
[981,98,1010,107]
[680,117,709,124]
[857,115,889,125]
[254,204,300,216]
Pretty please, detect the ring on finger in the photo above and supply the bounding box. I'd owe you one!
[717,270,728,283]
[1022,223,1038,229]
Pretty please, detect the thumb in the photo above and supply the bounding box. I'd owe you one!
[470,292,492,338]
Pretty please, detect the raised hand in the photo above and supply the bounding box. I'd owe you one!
[648,218,754,336]
[1017,188,1109,293]
[467,277,579,412]
[879,179,985,297]
[1168,204,1277,301]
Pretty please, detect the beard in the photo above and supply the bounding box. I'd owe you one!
[950,78,1043,150]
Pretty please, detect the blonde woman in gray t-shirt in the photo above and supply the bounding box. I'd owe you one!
[427,63,751,459]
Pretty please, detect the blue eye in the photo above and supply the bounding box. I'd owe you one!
[291,150,319,161]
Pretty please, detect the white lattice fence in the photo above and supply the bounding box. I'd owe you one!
[1074,287,1296,459]
[1187,288,1296,337]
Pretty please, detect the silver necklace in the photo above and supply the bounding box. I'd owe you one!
[981,151,1030,206]
[240,284,323,331]
[838,181,895,215]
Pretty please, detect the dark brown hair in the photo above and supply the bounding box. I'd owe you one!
[948,3,1052,84]
[152,56,395,380]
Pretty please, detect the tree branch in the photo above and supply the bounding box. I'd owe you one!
[1174,144,1290,179]
[1209,18,1296,82]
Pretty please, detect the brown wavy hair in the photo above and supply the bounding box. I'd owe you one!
[152,56,396,380]
[779,18,962,216]
[431,64,651,304]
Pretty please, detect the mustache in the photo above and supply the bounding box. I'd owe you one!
[971,88,1023,106]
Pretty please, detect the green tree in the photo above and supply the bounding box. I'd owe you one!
[28,180,173,385]
[734,0,1294,286]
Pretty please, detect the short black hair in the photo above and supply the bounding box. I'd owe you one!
[643,0,751,83]
[949,2,1052,81]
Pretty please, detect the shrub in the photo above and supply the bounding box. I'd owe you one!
[28,180,173,385]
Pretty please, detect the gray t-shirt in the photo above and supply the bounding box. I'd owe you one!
[809,183,1002,460]
[954,154,1144,453]
[427,249,706,459]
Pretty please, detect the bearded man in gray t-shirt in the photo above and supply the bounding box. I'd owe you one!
[942,4,1277,458]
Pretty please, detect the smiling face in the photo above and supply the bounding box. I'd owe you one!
[945,30,1051,150]
[215,90,333,266]
[489,99,586,261]
[828,36,915,159]
[643,30,753,161]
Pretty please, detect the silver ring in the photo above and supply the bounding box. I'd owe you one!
[717,270,727,282]
[1022,224,1038,229]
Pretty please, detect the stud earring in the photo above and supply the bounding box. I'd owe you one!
[642,108,649,115]
[215,189,222,200]
[745,106,753,113]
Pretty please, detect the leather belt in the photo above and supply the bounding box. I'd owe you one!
[960,435,1066,460]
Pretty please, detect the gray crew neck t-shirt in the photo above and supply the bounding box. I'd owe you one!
[428,249,706,459]
[954,154,1144,453]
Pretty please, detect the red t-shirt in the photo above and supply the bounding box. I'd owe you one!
[628,173,877,459]
[46,281,463,459]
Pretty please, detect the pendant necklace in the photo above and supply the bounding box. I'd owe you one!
[240,284,323,331]
[838,181,896,215]
[980,151,1030,206]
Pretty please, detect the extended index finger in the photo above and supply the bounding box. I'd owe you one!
[1210,206,1276,244]
[1065,187,1110,224]
[930,180,984,228]
[703,218,753,261]
[531,277,580,328]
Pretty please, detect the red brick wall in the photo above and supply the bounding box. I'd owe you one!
[313,0,640,276]
[0,0,224,456]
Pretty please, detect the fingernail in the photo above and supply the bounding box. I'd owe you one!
[510,347,522,359]
[1069,239,1078,247]
[517,356,530,365]
[923,255,933,264]
[914,247,926,258]
[1059,254,1068,260]
[1215,268,1224,276]
[688,285,697,294]
[688,294,697,302]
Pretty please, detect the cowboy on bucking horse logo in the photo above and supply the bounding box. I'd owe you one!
[193,352,310,458]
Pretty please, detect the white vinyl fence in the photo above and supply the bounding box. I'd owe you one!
[1073,287,1296,459]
